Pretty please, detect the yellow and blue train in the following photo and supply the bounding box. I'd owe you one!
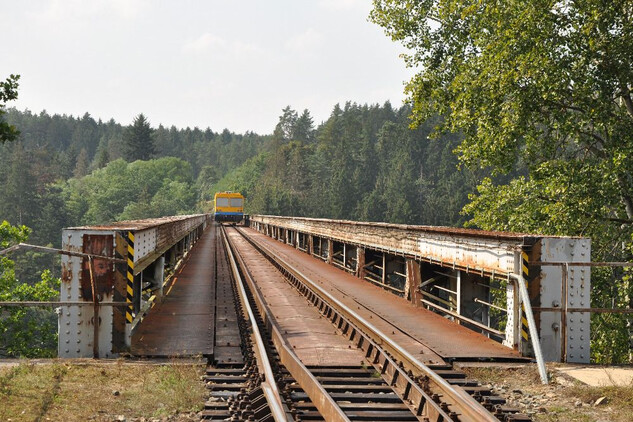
[213,191,245,222]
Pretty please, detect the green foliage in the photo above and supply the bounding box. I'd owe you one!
[62,157,198,224]
[0,221,59,357]
[0,75,20,143]
[213,103,475,225]
[371,0,633,362]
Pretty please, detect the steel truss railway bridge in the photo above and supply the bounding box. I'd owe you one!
[57,214,592,421]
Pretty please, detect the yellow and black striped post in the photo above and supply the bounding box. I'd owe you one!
[126,231,135,324]
[113,232,129,351]
[520,251,530,343]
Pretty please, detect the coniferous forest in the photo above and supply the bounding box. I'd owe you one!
[0,103,477,357]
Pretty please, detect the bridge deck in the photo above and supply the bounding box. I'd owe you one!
[244,227,525,362]
[131,225,216,357]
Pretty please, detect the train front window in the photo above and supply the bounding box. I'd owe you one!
[216,198,229,207]
[230,198,243,207]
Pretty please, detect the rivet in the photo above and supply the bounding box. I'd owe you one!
[65,340,69,344]
[570,353,574,358]
[580,345,584,349]
[65,330,70,334]
[77,339,81,343]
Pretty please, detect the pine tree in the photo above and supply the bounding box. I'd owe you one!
[124,113,154,161]
[92,137,110,170]
[73,148,89,178]
[293,109,315,143]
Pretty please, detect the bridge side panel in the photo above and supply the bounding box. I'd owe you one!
[537,238,591,363]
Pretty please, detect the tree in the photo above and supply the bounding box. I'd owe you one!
[273,106,298,143]
[124,113,154,161]
[73,147,90,178]
[0,74,20,143]
[293,109,315,143]
[1,142,38,227]
[0,221,59,357]
[371,0,633,362]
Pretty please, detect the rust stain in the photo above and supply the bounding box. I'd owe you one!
[81,234,114,300]
[68,214,206,231]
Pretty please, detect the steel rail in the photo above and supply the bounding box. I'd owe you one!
[224,226,352,422]
[220,226,292,422]
[236,227,500,422]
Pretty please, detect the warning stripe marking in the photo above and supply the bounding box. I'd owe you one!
[126,231,135,324]
[520,250,530,342]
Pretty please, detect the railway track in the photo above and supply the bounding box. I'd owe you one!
[220,225,532,422]
[200,223,531,421]
[203,224,288,421]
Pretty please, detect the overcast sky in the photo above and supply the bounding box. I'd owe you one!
[2,0,413,134]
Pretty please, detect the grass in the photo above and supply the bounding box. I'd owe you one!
[0,359,206,421]
[462,365,633,422]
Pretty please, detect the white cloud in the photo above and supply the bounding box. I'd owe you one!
[318,0,364,12]
[182,33,228,54]
[182,33,265,58]
[285,28,323,54]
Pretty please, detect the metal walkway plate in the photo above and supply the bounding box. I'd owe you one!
[131,226,216,357]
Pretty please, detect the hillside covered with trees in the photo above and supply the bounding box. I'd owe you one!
[0,101,476,357]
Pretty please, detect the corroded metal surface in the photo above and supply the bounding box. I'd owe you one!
[243,227,525,361]
[81,234,114,301]
[252,215,567,241]
[67,214,207,231]
[250,215,589,277]
[131,226,216,357]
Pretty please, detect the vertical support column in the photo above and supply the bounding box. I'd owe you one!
[327,240,333,264]
[381,253,386,285]
[343,244,346,269]
[356,248,366,279]
[125,231,135,346]
[519,251,532,356]
[154,256,165,299]
[405,259,422,307]
[308,235,313,255]
[456,270,462,322]
[504,279,519,349]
